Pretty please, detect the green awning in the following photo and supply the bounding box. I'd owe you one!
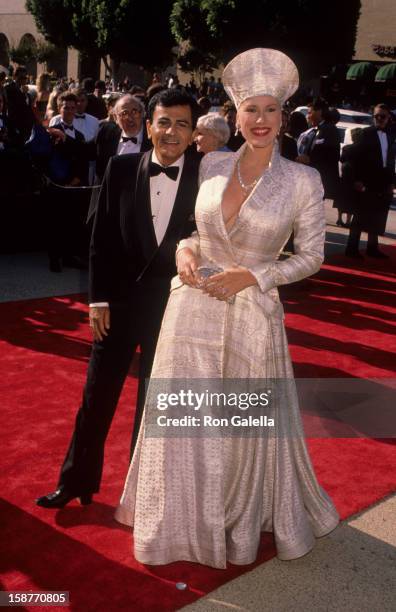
[375,63,396,82]
[346,62,376,80]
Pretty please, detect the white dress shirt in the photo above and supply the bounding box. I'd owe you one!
[73,113,99,142]
[89,151,185,308]
[150,150,184,245]
[377,130,388,168]
[117,127,144,155]
[50,113,99,142]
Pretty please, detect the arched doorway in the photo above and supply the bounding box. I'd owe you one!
[19,33,37,78]
[0,33,9,69]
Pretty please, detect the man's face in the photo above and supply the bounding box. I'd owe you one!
[147,104,193,166]
[373,106,390,130]
[76,94,88,114]
[60,101,76,125]
[307,106,322,127]
[115,98,143,136]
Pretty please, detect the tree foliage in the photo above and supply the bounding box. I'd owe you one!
[171,0,361,79]
[26,0,176,70]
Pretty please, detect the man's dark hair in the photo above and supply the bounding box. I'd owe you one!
[73,88,88,98]
[82,77,95,93]
[58,92,78,105]
[326,107,341,124]
[15,66,27,78]
[308,97,329,112]
[147,88,199,128]
[95,80,106,90]
[374,103,391,113]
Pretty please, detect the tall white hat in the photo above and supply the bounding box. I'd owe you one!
[222,48,299,108]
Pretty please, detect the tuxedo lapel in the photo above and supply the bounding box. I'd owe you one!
[135,150,158,260]
[163,153,196,242]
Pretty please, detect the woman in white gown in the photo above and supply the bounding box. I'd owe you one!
[115,48,339,568]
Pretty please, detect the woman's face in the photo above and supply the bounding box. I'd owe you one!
[237,95,281,149]
[194,127,220,154]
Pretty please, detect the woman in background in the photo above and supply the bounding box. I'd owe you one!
[194,112,231,154]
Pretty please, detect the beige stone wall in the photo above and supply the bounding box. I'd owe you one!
[0,0,41,47]
[354,0,396,62]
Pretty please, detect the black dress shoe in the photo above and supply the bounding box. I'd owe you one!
[35,487,93,508]
[366,249,389,259]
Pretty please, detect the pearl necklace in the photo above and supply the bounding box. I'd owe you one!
[236,157,264,193]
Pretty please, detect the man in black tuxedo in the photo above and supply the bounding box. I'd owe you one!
[36,88,201,508]
[297,98,340,200]
[345,104,395,259]
[87,93,151,223]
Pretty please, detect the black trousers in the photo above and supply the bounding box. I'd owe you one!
[346,227,379,253]
[58,283,170,494]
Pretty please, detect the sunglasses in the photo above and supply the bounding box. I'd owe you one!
[374,114,387,120]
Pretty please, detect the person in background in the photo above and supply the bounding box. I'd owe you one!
[197,96,211,115]
[345,104,395,259]
[35,73,52,122]
[288,110,308,140]
[87,93,151,223]
[44,92,89,272]
[279,109,298,160]
[46,84,67,121]
[194,112,230,154]
[297,97,340,202]
[102,92,122,124]
[4,66,35,143]
[82,77,107,120]
[333,128,362,231]
[220,100,245,151]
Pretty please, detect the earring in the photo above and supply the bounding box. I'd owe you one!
[235,125,240,136]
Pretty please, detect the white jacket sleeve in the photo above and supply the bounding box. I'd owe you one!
[248,168,325,293]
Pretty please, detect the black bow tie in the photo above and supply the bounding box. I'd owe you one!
[149,162,179,181]
[61,123,74,131]
[75,114,86,119]
[121,136,137,143]
[377,128,387,133]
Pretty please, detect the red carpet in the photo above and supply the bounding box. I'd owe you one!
[1,246,395,611]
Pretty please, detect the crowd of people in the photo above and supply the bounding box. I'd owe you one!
[0,63,395,269]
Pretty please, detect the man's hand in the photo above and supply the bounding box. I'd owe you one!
[89,306,110,342]
[176,247,200,287]
[48,127,66,143]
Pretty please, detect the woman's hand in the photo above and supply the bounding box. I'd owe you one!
[176,247,200,287]
[202,267,257,301]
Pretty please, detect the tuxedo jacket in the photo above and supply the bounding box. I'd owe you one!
[94,121,151,181]
[89,149,200,305]
[49,119,89,185]
[309,122,341,199]
[354,126,395,194]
